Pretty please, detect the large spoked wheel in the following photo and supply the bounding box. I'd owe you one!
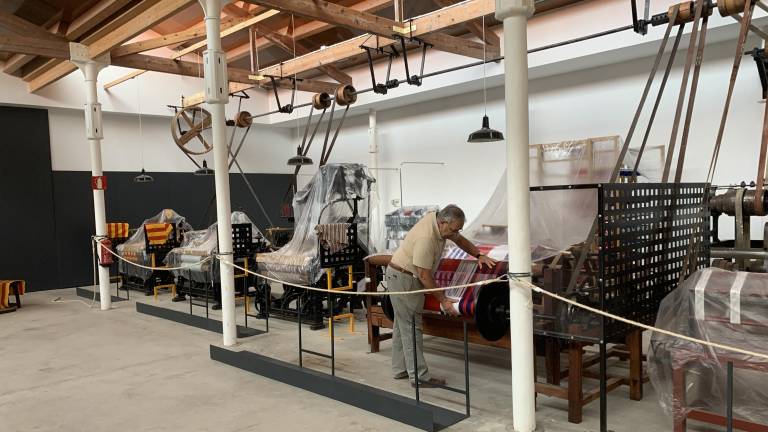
[171,106,213,155]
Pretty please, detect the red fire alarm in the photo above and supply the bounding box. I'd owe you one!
[91,175,107,190]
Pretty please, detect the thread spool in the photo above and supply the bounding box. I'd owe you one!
[312,92,332,110]
[234,111,252,128]
[334,85,357,106]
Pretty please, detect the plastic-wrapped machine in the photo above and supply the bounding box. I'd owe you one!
[116,209,192,282]
[164,211,265,283]
[461,136,662,262]
[649,268,768,428]
[256,163,374,285]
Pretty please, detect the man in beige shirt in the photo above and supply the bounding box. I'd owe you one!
[386,205,496,387]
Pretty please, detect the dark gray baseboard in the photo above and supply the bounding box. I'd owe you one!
[136,302,263,338]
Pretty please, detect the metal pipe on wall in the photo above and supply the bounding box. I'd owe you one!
[199,0,237,346]
[497,0,536,431]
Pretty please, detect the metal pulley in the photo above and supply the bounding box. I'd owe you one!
[312,92,332,110]
[234,111,252,128]
[334,84,357,106]
[171,106,213,155]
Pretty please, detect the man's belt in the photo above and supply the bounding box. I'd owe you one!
[388,262,415,277]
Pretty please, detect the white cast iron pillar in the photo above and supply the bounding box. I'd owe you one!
[199,0,236,346]
[496,0,536,430]
[71,43,111,311]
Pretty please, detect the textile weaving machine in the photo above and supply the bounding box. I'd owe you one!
[649,269,768,431]
[117,209,191,296]
[256,163,373,329]
[167,211,268,311]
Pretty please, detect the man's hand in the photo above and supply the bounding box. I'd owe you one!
[440,297,461,317]
[477,254,497,270]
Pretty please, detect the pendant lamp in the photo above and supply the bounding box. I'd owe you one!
[194,159,215,176]
[468,15,503,143]
[133,76,155,182]
[287,146,313,166]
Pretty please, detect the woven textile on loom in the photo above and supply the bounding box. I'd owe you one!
[315,223,351,254]
[0,280,25,308]
[145,223,173,245]
[425,258,508,316]
[106,222,130,239]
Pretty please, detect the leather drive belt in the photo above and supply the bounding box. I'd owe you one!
[389,263,415,277]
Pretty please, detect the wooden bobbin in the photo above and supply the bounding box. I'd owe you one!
[718,0,748,16]
[334,85,357,106]
[312,92,332,110]
[234,111,252,128]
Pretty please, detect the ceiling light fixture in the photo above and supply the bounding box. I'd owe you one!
[468,15,504,143]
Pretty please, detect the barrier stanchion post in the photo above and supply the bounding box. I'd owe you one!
[298,295,303,368]
[727,361,734,432]
[464,320,470,416]
[412,317,420,403]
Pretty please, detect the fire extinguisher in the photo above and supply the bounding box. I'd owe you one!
[98,238,113,267]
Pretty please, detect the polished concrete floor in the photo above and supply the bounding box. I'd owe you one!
[0,287,720,432]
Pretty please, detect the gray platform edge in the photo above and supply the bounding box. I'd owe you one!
[75,287,127,303]
[135,302,263,338]
[209,346,467,432]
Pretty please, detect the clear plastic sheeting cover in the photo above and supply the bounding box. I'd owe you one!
[385,206,440,250]
[649,268,768,425]
[257,164,374,284]
[116,209,192,281]
[461,136,661,261]
[164,211,263,283]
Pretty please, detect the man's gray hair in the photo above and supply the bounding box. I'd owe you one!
[437,204,465,223]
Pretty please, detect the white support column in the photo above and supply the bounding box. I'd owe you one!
[496,1,536,431]
[199,0,236,346]
[71,43,111,311]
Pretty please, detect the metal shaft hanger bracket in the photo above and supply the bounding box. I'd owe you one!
[268,75,296,114]
[749,47,768,99]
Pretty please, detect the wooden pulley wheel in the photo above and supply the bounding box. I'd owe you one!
[171,107,213,155]
[718,0,747,16]
[334,84,357,106]
[669,1,693,24]
[312,92,331,110]
[235,111,252,128]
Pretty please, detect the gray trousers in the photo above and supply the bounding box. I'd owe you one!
[385,266,430,382]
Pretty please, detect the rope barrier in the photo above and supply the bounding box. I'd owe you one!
[98,242,214,271]
[94,238,768,361]
[512,277,768,362]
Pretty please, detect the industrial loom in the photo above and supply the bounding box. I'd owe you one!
[165,211,269,311]
[116,209,192,296]
[256,163,373,329]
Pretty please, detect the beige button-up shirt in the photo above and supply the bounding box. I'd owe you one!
[390,212,445,275]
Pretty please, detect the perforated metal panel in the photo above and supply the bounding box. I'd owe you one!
[232,223,253,258]
[598,183,710,342]
[319,223,361,267]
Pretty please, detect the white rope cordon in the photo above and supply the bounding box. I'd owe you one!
[92,239,768,360]
[98,241,214,272]
[513,277,768,361]
[220,259,507,296]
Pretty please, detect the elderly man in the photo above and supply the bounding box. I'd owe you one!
[386,204,497,387]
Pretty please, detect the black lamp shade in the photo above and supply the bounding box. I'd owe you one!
[194,159,215,176]
[287,146,313,166]
[467,115,504,143]
[133,168,154,183]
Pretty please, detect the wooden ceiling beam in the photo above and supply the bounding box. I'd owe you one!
[26,0,195,93]
[181,78,338,107]
[432,0,499,46]
[0,11,67,41]
[242,0,396,36]
[420,32,498,60]
[21,0,159,81]
[0,34,70,59]
[224,0,390,63]
[110,16,248,58]
[255,24,352,84]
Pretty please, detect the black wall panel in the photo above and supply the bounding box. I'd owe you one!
[0,106,60,291]
[53,171,292,289]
